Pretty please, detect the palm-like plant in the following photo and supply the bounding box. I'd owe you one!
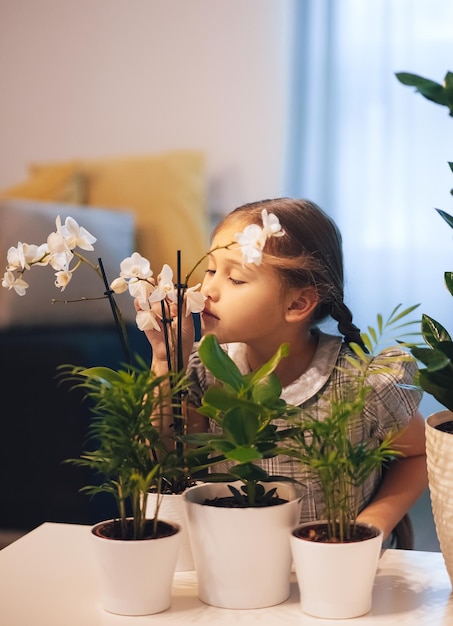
[287,305,419,542]
[60,358,191,540]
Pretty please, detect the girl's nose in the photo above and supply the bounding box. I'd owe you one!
[201,275,219,301]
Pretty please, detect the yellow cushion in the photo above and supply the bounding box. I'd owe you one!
[0,162,86,204]
[30,151,209,285]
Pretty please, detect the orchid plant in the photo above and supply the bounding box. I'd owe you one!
[1,207,286,510]
[2,209,284,363]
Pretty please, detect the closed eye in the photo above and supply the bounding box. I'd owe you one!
[229,277,245,285]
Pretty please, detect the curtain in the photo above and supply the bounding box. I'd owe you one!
[286,0,453,415]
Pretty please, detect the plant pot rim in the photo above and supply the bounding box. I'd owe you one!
[291,520,383,543]
[183,480,302,508]
[426,409,453,429]
[91,517,181,542]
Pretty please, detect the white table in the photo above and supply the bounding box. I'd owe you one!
[0,522,452,625]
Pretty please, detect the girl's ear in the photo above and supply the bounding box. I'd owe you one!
[284,287,319,323]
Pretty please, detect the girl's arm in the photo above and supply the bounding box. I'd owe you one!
[356,410,428,540]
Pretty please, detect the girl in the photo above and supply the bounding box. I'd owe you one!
[139,197,427,542]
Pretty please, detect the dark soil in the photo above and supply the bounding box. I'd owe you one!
[293,522,380,543]
[92,518,178,541]
[435,420,453,434]
[202,496,288,508]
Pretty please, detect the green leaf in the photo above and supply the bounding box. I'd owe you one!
[419,370,453,412]
[79,366,125,385]
[247,343,289,388]
[411,346,452,371]
[250,374,282,405]
[201,385,244,412]
[229,463,269,483]
[225,446,263,463]
[421,314,452,347]
[445,272,453,297]
[395,72,450,107]
[198,334,244,391]
[387,303,420,325]
[436,208,453,230]
[223,408,259,445]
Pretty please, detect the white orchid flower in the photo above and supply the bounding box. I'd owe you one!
[47,231,74,271]
[185,284,206,315]
[110,276,129,294]
[2,270,29,295]
[261,208,284,239]
[54,270,73,291]
[57,215,96,251]
[149,264,177,304]
[234,210,284,267]
[6,242,49,271]
[135,299,161,332]
[127,277,154,302]
[235,224,266,266]
[119,252,153,281]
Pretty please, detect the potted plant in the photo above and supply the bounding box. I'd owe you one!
[396,68,453,586]
[1,214,207,575]
[182,333,302,610]
[59,358,191,615]
[287,305,418,619]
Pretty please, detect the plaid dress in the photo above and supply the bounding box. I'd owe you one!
[186,331,423,523]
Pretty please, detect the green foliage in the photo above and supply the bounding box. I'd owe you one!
[184,334,300,506]
[59,357,190,540]
[411,309,453,411]
[396,69,453,411]
[395,70,453,117]
[286,305,417,542]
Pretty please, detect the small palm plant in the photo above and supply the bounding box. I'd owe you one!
[287,304,419,542]
[59,358,192,540]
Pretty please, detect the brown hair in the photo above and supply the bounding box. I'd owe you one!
[214,198,364,347]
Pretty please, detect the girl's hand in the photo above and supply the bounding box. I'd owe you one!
[134,297,195,373]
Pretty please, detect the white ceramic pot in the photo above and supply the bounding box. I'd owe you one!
[91,518,181,616]
[146,491,194,571]
[290,521,383,619]
[183,481,302,609]
[426,410,453,587]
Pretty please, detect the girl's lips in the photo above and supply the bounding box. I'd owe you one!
[202,308,219,320]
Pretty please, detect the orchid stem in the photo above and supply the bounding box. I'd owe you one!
[160,300,173,372]
[97,257,131,366]
[175,250,184,456]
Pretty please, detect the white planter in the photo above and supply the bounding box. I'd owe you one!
[290,521,383,619]
[426,410,453,587]
[146,491,194,571]
[183,481,302,609]
[91,518,181,616]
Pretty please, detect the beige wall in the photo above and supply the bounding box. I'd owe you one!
[0,0,294,215]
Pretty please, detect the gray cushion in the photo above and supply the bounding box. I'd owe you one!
[0,199,136,327]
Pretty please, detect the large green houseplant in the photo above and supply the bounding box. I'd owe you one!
[396,68,453,589]
[396,69,453,414]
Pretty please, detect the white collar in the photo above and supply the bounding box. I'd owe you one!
[226,331,343,405]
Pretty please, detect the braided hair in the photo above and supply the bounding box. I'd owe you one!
[214,198,365,350]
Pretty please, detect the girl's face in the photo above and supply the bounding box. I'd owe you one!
[200,222,288,345]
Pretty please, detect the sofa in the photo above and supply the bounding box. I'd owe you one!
[0,150,209,532]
